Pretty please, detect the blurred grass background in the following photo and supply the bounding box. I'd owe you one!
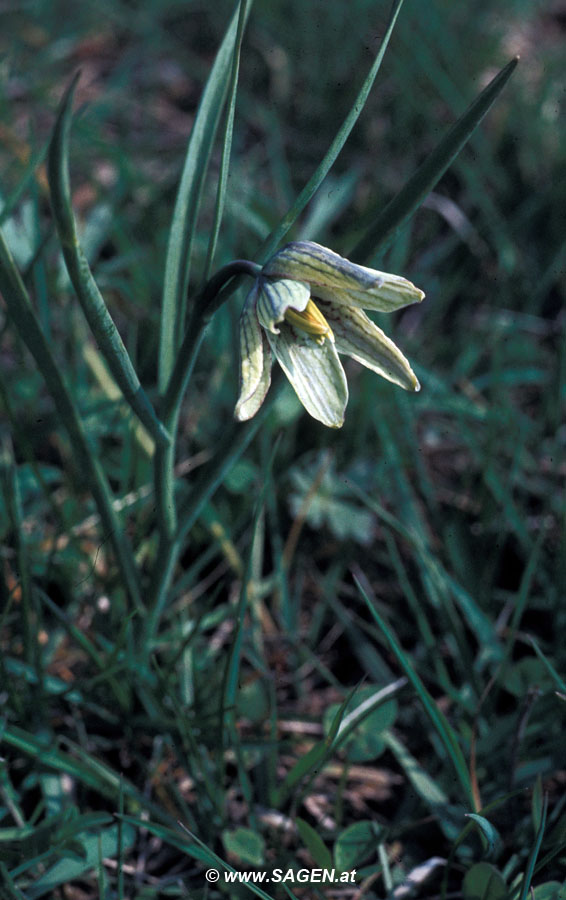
[1,0,565,897]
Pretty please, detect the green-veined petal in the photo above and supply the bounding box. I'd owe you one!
[267,324,348,428]
[313,279,423,313]
[235,286,272,421]
[256,277,311,333]
[319,299,420,391]
[263,241,424,312]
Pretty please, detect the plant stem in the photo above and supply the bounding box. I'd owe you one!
[146,259,261,648]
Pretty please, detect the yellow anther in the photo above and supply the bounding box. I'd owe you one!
[284,299,334,344]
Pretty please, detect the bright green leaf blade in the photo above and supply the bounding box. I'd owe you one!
[158,1,252,391]
[355,575,475,809]
[204,0,252,279]
[352,56,519,262]
[47,73,170,448]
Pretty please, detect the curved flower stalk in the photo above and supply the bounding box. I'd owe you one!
[235,241,425,428]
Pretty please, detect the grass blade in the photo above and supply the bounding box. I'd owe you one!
[352,56,519,262]
[0,230,142,609]
[158,1,252,392]
[47,73,170,448]
[516,794,548,900]
[177,823,289,900]
[0,438,34,666]
[143,392,272,647]
[355,574,476,809]
[175,392,276,546]
[203,0,252,280]
[273,681,362,807]
[257,0,406,262]
[528,636,566,694]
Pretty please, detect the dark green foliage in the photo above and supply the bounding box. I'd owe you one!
[0,1,564,898]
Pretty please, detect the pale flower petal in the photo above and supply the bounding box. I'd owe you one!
[235,287,272,421]
[319,300,420,391]
[234,241,425,427]
[256,277,311,333]
[264,241,424,312]
[266,324,348,428]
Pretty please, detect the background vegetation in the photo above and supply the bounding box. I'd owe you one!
[1,0,564,897]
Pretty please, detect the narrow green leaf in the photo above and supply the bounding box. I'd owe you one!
[223,437,279,735]
[0,725,179,832]
[528,637,566,695]
[517,794,548,900]
[116,815,211,862]
[0,440,33,664]
[442,791,526,900]
[274,682,361,806]
[47,73,170,448]
[177,822,287,900]
[257,0,406,261]
[159,1,252,391]
[352,56,519,262]
[0,862,27,900]
[0,229,142,608]
[218,447,279,833]
[332,681,404,761]
[204,0,252,279]
[532,775,544,833]
[38,591,129,711]
[275,740,328,807]
[0,141,49,228]
[355,575,476,809]
[175,394,274,545]
[117,780,124,900]
[465,814,501,857]
[383,731,448,805]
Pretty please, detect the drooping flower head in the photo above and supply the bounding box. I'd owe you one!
[235,241,424,428]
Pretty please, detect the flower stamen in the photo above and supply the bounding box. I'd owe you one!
[284,299,334,345]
